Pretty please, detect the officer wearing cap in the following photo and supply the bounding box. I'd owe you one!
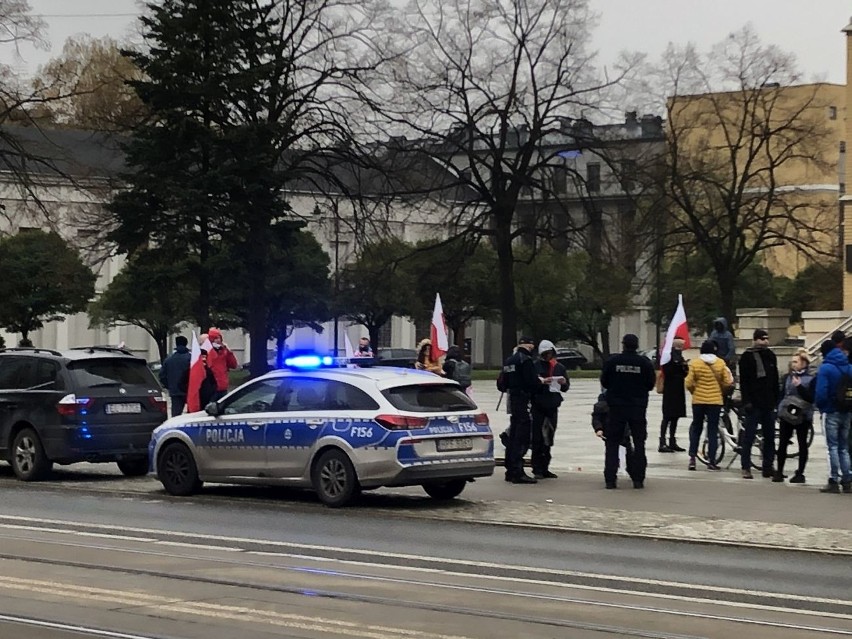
[502,336,544,484]
[600,333,656,489]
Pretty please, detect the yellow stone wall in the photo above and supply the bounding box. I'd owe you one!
[669,83,844,282]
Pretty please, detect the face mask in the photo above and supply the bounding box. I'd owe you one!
[213,342,222,350]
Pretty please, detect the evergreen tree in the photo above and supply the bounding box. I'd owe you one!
[108,0,376,376]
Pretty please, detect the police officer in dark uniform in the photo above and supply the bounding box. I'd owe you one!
[502,336,543,484]
[600,333,656,489]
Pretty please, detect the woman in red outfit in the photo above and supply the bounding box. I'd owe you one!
[205,327,238,400]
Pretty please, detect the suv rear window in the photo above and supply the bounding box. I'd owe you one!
[381,384,476,413]
[67,358,158,389]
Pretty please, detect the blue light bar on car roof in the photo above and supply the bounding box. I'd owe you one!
[283,355,334,369]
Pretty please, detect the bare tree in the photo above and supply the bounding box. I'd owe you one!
[32,35,145,131]
[654,26,837,322]
[366,0,630,355]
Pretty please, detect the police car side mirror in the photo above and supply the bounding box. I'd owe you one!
[205,402,220,417]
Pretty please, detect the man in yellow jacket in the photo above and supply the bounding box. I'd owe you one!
[685,340,734,471]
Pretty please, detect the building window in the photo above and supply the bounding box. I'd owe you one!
[587,163,600,193]
[841,141,846,153]
[841,183,846,196]
[829,106,838,120]
[619,159,637,192]
[553,167,567,194]
[378,322,392,348]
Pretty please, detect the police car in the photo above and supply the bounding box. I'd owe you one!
[149,356,494,507]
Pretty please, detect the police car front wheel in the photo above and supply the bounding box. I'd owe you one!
[158,441,203,496]
[312,449,360,507]
[422,479,467,501]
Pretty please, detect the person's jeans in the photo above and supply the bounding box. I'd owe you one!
[170,395,186,418]
[824,412,852,482]
[688,404,721,462]
[741,406,776,471]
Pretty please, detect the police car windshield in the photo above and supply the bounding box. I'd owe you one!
[381,384,476,413]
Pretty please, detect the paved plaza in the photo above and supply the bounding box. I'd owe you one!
[472,378,830,483]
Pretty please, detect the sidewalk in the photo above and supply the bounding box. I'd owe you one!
[447,379,851,554]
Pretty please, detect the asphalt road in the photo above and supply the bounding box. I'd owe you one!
[0,484,849,639]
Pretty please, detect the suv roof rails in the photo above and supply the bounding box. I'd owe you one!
[70,346,137,356]
[0,346,63,356]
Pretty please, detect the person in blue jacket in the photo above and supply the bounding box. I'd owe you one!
[814,338,852,493]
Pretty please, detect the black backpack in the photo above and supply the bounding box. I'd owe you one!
[835,365,852,411]
[450,360,472,388]
[496,370,507,392]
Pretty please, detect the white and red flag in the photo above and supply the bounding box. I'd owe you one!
[659,294,690,367]
[430,293,449,362]
[186,331,208,412]
[343,332,356,358]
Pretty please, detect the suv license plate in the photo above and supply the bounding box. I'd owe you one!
[105,403,142,415]
[436,437,473,452]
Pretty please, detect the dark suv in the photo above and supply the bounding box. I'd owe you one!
[0,347,168,481]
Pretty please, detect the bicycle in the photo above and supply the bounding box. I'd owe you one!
[696,395,814,469]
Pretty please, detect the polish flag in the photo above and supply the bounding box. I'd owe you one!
[186,331,206,413]
[343,332,355,358]
[659,295,690,367]
[430,293,449,362]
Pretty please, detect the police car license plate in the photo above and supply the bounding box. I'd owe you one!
[437,437,473,452]
[105,403,142,415]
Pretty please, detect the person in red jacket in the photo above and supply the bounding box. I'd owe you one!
[205,327,238,400]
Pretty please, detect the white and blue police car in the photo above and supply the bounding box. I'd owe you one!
[149,356,494,507]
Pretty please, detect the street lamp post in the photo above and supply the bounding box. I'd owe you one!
[332,214,340,357]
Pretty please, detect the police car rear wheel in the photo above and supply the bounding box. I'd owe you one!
[422,479,467,501]
[313,449,360,507]
[158,442,202,496]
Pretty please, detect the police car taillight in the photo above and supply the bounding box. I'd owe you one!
[474,412,489,425]
[375,415,429,430]
[57,394,94,417]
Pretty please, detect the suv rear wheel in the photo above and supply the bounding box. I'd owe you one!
[11,427,52,481]
[117,458,149,477]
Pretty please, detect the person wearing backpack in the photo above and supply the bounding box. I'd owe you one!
[738,329,780,479]
[443,346,472,395]
[530,340,569,479]
[815,338,852,493]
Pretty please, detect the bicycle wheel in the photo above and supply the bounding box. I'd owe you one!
[697,423,726,466]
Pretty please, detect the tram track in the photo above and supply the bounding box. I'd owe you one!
[0,519,849,638]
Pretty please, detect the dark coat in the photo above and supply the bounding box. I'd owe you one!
[738,347,780,410]
[600,349,656,408]
[661,353,688,419]
[159,346,190,397]
[502,347,540,395]
[532,358,569,411]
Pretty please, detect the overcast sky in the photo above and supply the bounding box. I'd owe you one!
[10,0,852,85]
